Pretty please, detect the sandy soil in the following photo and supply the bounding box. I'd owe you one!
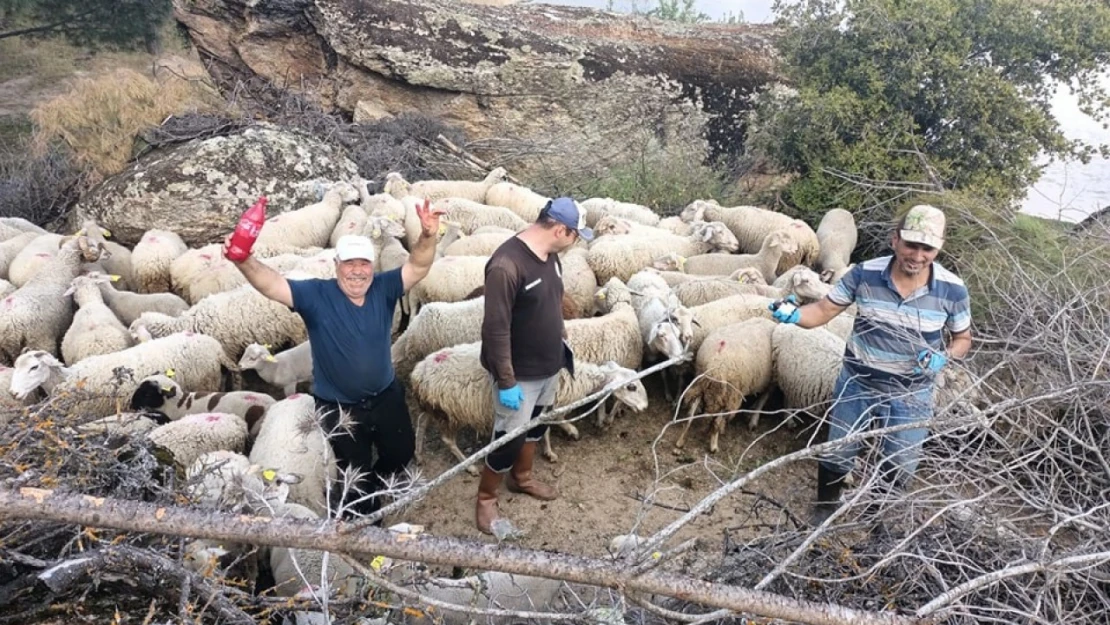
[394,377,821,563]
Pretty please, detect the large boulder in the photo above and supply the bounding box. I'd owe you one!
[73,126,360,247]
[175,0,780,187]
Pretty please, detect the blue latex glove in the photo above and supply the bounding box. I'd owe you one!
[498,385,524,410]
[913,349,948,375]
[768,294,801,324]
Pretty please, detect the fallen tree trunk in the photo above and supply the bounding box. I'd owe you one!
[173,0,781,182]
[0,487,923,625]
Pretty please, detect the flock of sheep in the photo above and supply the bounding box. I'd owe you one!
[0,166,940,600]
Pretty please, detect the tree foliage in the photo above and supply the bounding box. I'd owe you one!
[0,0,172,50]
[746,0,1110,217]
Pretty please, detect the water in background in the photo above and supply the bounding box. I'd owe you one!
[539,0,1110,222]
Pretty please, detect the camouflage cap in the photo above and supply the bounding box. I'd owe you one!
[900,204,946,250]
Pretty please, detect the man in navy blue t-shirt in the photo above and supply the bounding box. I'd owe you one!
[226,198,444,520]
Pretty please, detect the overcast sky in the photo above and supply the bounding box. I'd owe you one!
[543,0,776,22]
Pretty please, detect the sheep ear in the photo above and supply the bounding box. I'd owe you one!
[265,355,277,363]
[63,284,77,297]
[691,317,702,327]
[700,227,714,243]
[75,228,87,236]
[262,343,271,350]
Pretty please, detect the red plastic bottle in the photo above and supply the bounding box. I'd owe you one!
[224,196,268,261]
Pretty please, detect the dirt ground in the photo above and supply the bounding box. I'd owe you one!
[393,377,821,563]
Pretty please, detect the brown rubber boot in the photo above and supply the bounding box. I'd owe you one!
[506,441,558,501]
[475,465,504,535]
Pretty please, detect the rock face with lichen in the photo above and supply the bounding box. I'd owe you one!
[174,0,781,184]
[73,126,359,247]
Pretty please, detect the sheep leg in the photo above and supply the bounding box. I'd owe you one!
[542,429,559,463]
[597,400,609,428]
[439,425,478,476]
[674,396,700,451]
[413,412,427,464]
[282,383,297,398]
[554,420,579,440]
[747,390,773,430]
[709,415,726,454]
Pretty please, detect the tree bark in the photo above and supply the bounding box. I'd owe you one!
[0,487,924,625]
[172,0,782,182]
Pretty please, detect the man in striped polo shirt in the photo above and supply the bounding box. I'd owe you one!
[769,204,972,525]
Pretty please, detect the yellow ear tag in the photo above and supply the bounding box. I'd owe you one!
[109,275,121,282]
[165,369,175,378]
[262,469,277,482]
[161,385,173,392]
[262,344,272,350]
[76,228,86,236]
[677,256,687,270]
[265,355,277,363]
[370,555,386,571]
[596,291,606,300]
[652,551,662,560]
[100,228,112,238]
[437,223,447,236]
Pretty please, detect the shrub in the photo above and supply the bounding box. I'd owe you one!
[0,136,86,226]
[29,65,224,182]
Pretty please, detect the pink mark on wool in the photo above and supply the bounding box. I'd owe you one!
[205,414,222,423]
[243,393,258,402]
[433,350,450,363]
[35,253,51,258]
[288,393,302,399]
[147,235,160,243]
[716,339,727,353]
[2,297,13,308]
[199,253,212,260]
[183,331,195,337]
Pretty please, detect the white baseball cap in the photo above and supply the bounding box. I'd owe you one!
[335,235,376,262]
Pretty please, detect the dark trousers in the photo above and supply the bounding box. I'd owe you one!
[314,378,415,519]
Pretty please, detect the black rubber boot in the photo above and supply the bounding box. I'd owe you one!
[810,464,848,527]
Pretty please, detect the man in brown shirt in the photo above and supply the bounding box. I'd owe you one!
[476,197,592,534]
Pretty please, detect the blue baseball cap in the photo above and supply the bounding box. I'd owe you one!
[544,197,593,241]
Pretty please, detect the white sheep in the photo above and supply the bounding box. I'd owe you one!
[696,200,820,273]
[6,232,65,287]
[363,191,407,222]
[585,222,740,283]
[770,323,846,425]
[248,393,337,516]
[8,332,238,417]
[684,294,777,356]
[90,272,190,326]
[129,283,308,360]
[441,231,514,257]
[683,229,799,283]
[580,197,661,227]
[431,197,528,235]
[0,365,35,417]
[386,168,508,203]
[411,342,649,471]
[169,244,246,305]
[645,264,764,287]
[75,219,135,290]
[672,272,782,307]
[329,204,369,247]
[0,217,46,240]
[238,341,313,397]
[676,317,777,452]
[656,215,694,236]
[60,274,134,364]
[363,214,409,272]
[253,181,360,256]
[146,411,249,468]
[591,215,674,239]
[129,373,274,436]
[0,237,95,364]
[402,255,488,318]
[484,181,550,222]
[391,297,486,382]
[0,232,39,281]
[130,228,189,294]
[559,247,599,319]
[815,208,858,283]
[268,501,361,598]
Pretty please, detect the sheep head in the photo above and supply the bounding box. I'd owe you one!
[324,181,360,205]
[652,252,685,272]
[365,215,406,241]
[483,167,508,185]
[647,319,687,361]
[765,229,799,256]
[130,374,181,410]
[594,215,633,237]
[237,343,274,369]
[10,350,64,399]
[679,199,714,223]
[790,267,832,303]
[693,221,740,253]
[730,267,766,285]
[383,172,412,199]
[599,362,649,412]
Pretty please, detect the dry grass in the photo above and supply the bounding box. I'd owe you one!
[29,61,228,182]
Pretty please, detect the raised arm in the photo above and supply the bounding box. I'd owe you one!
[402,198,448,293]
[224,236,292,308]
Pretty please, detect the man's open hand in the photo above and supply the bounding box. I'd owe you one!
[417,199,448,238]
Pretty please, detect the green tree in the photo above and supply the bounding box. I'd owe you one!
[746,0,1110,217]
[0,0,172,51]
